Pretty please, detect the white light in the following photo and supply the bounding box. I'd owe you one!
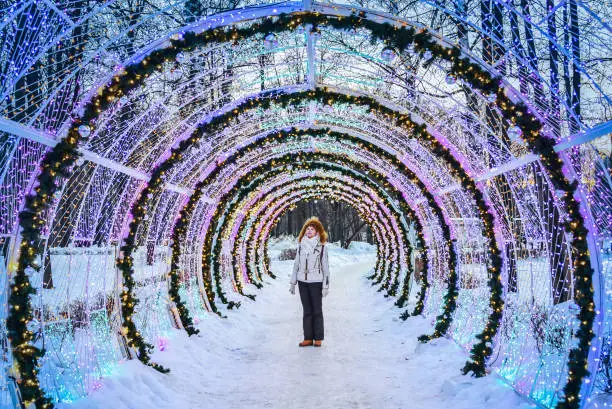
[168,69,182,81]
[445,73,457,85]
[381,47,397,62]
[78,124,91,139]
[264,33,278,49]
[423,50,433,60]
[507,125,522,142]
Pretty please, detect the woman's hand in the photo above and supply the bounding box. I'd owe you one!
[322,288,329,297]
[289,283,296,294]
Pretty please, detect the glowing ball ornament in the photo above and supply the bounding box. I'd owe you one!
[507,125,523,142]
[381,47,397,62]
[78,124,91,139]
[264,33,278,49]
[445,73,457,85]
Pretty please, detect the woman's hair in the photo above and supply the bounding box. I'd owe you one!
[297,216,328,243]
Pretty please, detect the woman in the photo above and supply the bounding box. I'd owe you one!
[289,216,330,347]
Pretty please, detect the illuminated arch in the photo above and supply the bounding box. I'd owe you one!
[1,4,607,409]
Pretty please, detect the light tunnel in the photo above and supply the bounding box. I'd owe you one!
[0,1,610,408]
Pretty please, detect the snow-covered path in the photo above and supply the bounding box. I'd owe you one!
[61,249,534,409]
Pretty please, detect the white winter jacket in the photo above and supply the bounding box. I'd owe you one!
[290,240,330,288]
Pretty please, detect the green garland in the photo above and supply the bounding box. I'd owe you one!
[246,178,400,280]
[210,194,259,302]
[418,238,459,341]
[170,187,221,321]
[371,240,390,285]
[201,157,414,307]
[368,217,395,285]
[170,181,231,319]
[377,224,403,296]
[247,211,270,282]
[393,242,416,308]
[232,223,264,290]
[232,178,395,290]
[367,228,386,280]
[167,126,435,312]
[255,208,284,279]
[239,182,392,282]
[116,187,170,373]
[11,10,593,407]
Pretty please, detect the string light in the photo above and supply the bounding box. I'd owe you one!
[9,12,596,409]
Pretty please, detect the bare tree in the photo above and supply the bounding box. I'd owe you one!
[272,199,374,246]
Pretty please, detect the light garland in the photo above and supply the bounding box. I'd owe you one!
[166,127,438,318]
[200,159,411,309]
[226,176,405,292]
[10,11,594,408]
[246,188,389,275]
[229,176,398,293]
[249,184,394,282]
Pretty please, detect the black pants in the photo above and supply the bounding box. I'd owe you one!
[298,281,324,340]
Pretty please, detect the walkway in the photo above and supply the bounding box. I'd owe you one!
[61,249,533,409]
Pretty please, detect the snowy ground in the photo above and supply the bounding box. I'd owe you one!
[59,241,535,409]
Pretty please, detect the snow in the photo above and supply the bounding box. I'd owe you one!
[58,241,535,409]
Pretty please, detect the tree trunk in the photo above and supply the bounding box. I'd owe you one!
[547,0,561,134]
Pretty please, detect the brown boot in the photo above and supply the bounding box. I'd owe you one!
[299,339,313,347]
[314,340,322,347]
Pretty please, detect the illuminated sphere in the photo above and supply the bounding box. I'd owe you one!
[423,50,433,60]
[507,125,522,141]
[445,73,457,85]
[78,124,91,139]
[264,33,278,49]
[381,47,397,62]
